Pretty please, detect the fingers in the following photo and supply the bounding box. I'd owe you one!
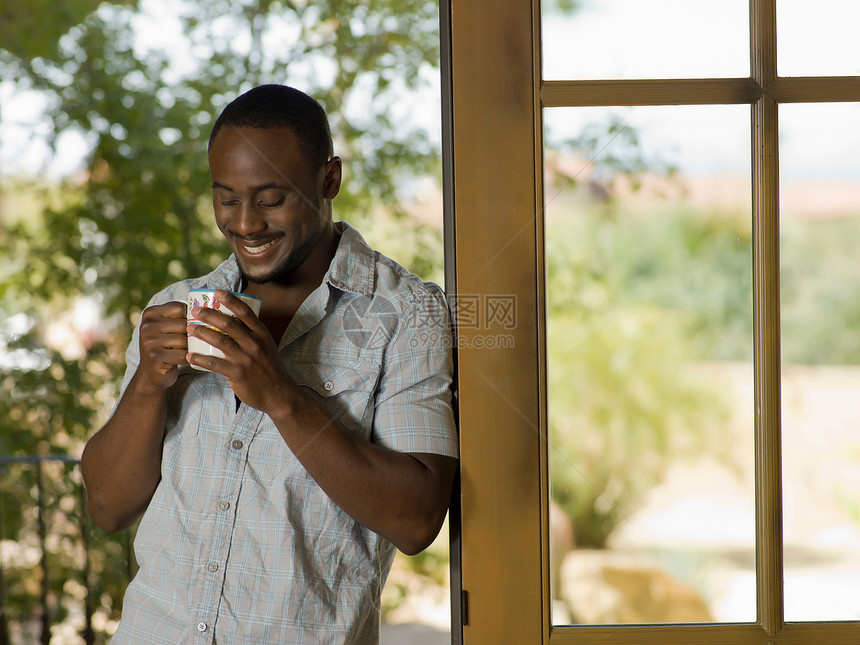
[136,302,190,390]
[186,292,273,377]
[186,315,266,365]
[186,320,291,413]
[143,300,187,320]
[185,324,251,378]
[188,290,263,345]
[210,290,261,328]
[140,302,188,335]
[140,301,188,338]
[186,322,237,354]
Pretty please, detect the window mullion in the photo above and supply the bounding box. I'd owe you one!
[750,0,784,637]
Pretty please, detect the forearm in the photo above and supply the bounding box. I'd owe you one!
[268,389,456,555]
[81,372,167,533]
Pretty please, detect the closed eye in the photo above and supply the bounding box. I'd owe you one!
[259,197,285,208]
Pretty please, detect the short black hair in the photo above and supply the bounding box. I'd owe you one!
[209,85,333,171]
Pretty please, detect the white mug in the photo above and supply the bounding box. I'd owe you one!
[186,289,262,371]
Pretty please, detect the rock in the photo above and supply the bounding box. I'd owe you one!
[559,550,713,625]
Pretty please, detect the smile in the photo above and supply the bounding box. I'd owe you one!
[242,237,281,255]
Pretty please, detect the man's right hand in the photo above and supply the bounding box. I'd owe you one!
[137,301,189,392]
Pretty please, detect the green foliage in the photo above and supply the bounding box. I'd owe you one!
[781,215,860,365]
[362,210,446,286]
[542,0,581,15]
[0,458,132,644]
[0,1,443,641]
[0,0,130,61]
[546,201,735,548]
[591,206,754,361]
[2,0,441,326]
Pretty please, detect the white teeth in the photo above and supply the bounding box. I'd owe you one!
[243,239,278,254]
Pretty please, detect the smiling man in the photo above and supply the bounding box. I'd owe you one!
[81,85,459,644]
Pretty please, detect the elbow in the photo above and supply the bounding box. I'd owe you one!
[395,509,448,556]
[398,540,433,558]
[86,499,132,534]
[84,487,140,534]
[393,454,458,555]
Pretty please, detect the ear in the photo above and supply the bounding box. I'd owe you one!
[322,156,342,200]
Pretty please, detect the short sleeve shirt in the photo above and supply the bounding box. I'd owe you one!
[110,222,458,645]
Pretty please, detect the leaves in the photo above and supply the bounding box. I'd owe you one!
[3,0,441,317]
[0,1,443,639]
[0,0,132,61]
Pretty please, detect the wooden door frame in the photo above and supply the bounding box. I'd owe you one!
[444,0,546,643]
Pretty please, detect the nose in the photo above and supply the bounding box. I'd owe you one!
[232,202,267,238]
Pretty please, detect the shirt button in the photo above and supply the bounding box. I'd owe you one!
[218,501,230,511]
[196,622,207,632]
[208,562,219,572]
[231,439,243,450]
[324,380,334,391]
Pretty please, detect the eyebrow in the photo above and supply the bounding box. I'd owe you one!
[211,181,286,192]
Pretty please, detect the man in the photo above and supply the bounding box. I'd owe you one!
[81,84,459,644]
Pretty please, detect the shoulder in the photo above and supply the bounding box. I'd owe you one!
[372,251,448,320]
[335,221,449,320]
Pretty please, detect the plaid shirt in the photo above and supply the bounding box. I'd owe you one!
[111,222,458,644]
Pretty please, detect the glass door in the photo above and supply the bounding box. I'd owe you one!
[447,0,860,643]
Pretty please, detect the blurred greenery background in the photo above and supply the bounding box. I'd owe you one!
[2,0,860,642]
[1,1,446,641]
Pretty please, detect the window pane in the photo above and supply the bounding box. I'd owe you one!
[544,106,755,625]
[542,0,749,81]
[780,102,860,623]
[777,0,860,77]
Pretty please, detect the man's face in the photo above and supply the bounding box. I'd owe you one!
[208,126,340,284]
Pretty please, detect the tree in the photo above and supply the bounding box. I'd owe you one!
[0,2,443,641]
[2,0,441,337]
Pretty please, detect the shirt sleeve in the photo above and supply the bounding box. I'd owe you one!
[371,285,459,458]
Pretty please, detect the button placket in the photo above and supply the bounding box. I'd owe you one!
[193,375,258,642]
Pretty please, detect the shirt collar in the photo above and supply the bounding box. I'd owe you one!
[207,256,243,293]
[324,221,376,296]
